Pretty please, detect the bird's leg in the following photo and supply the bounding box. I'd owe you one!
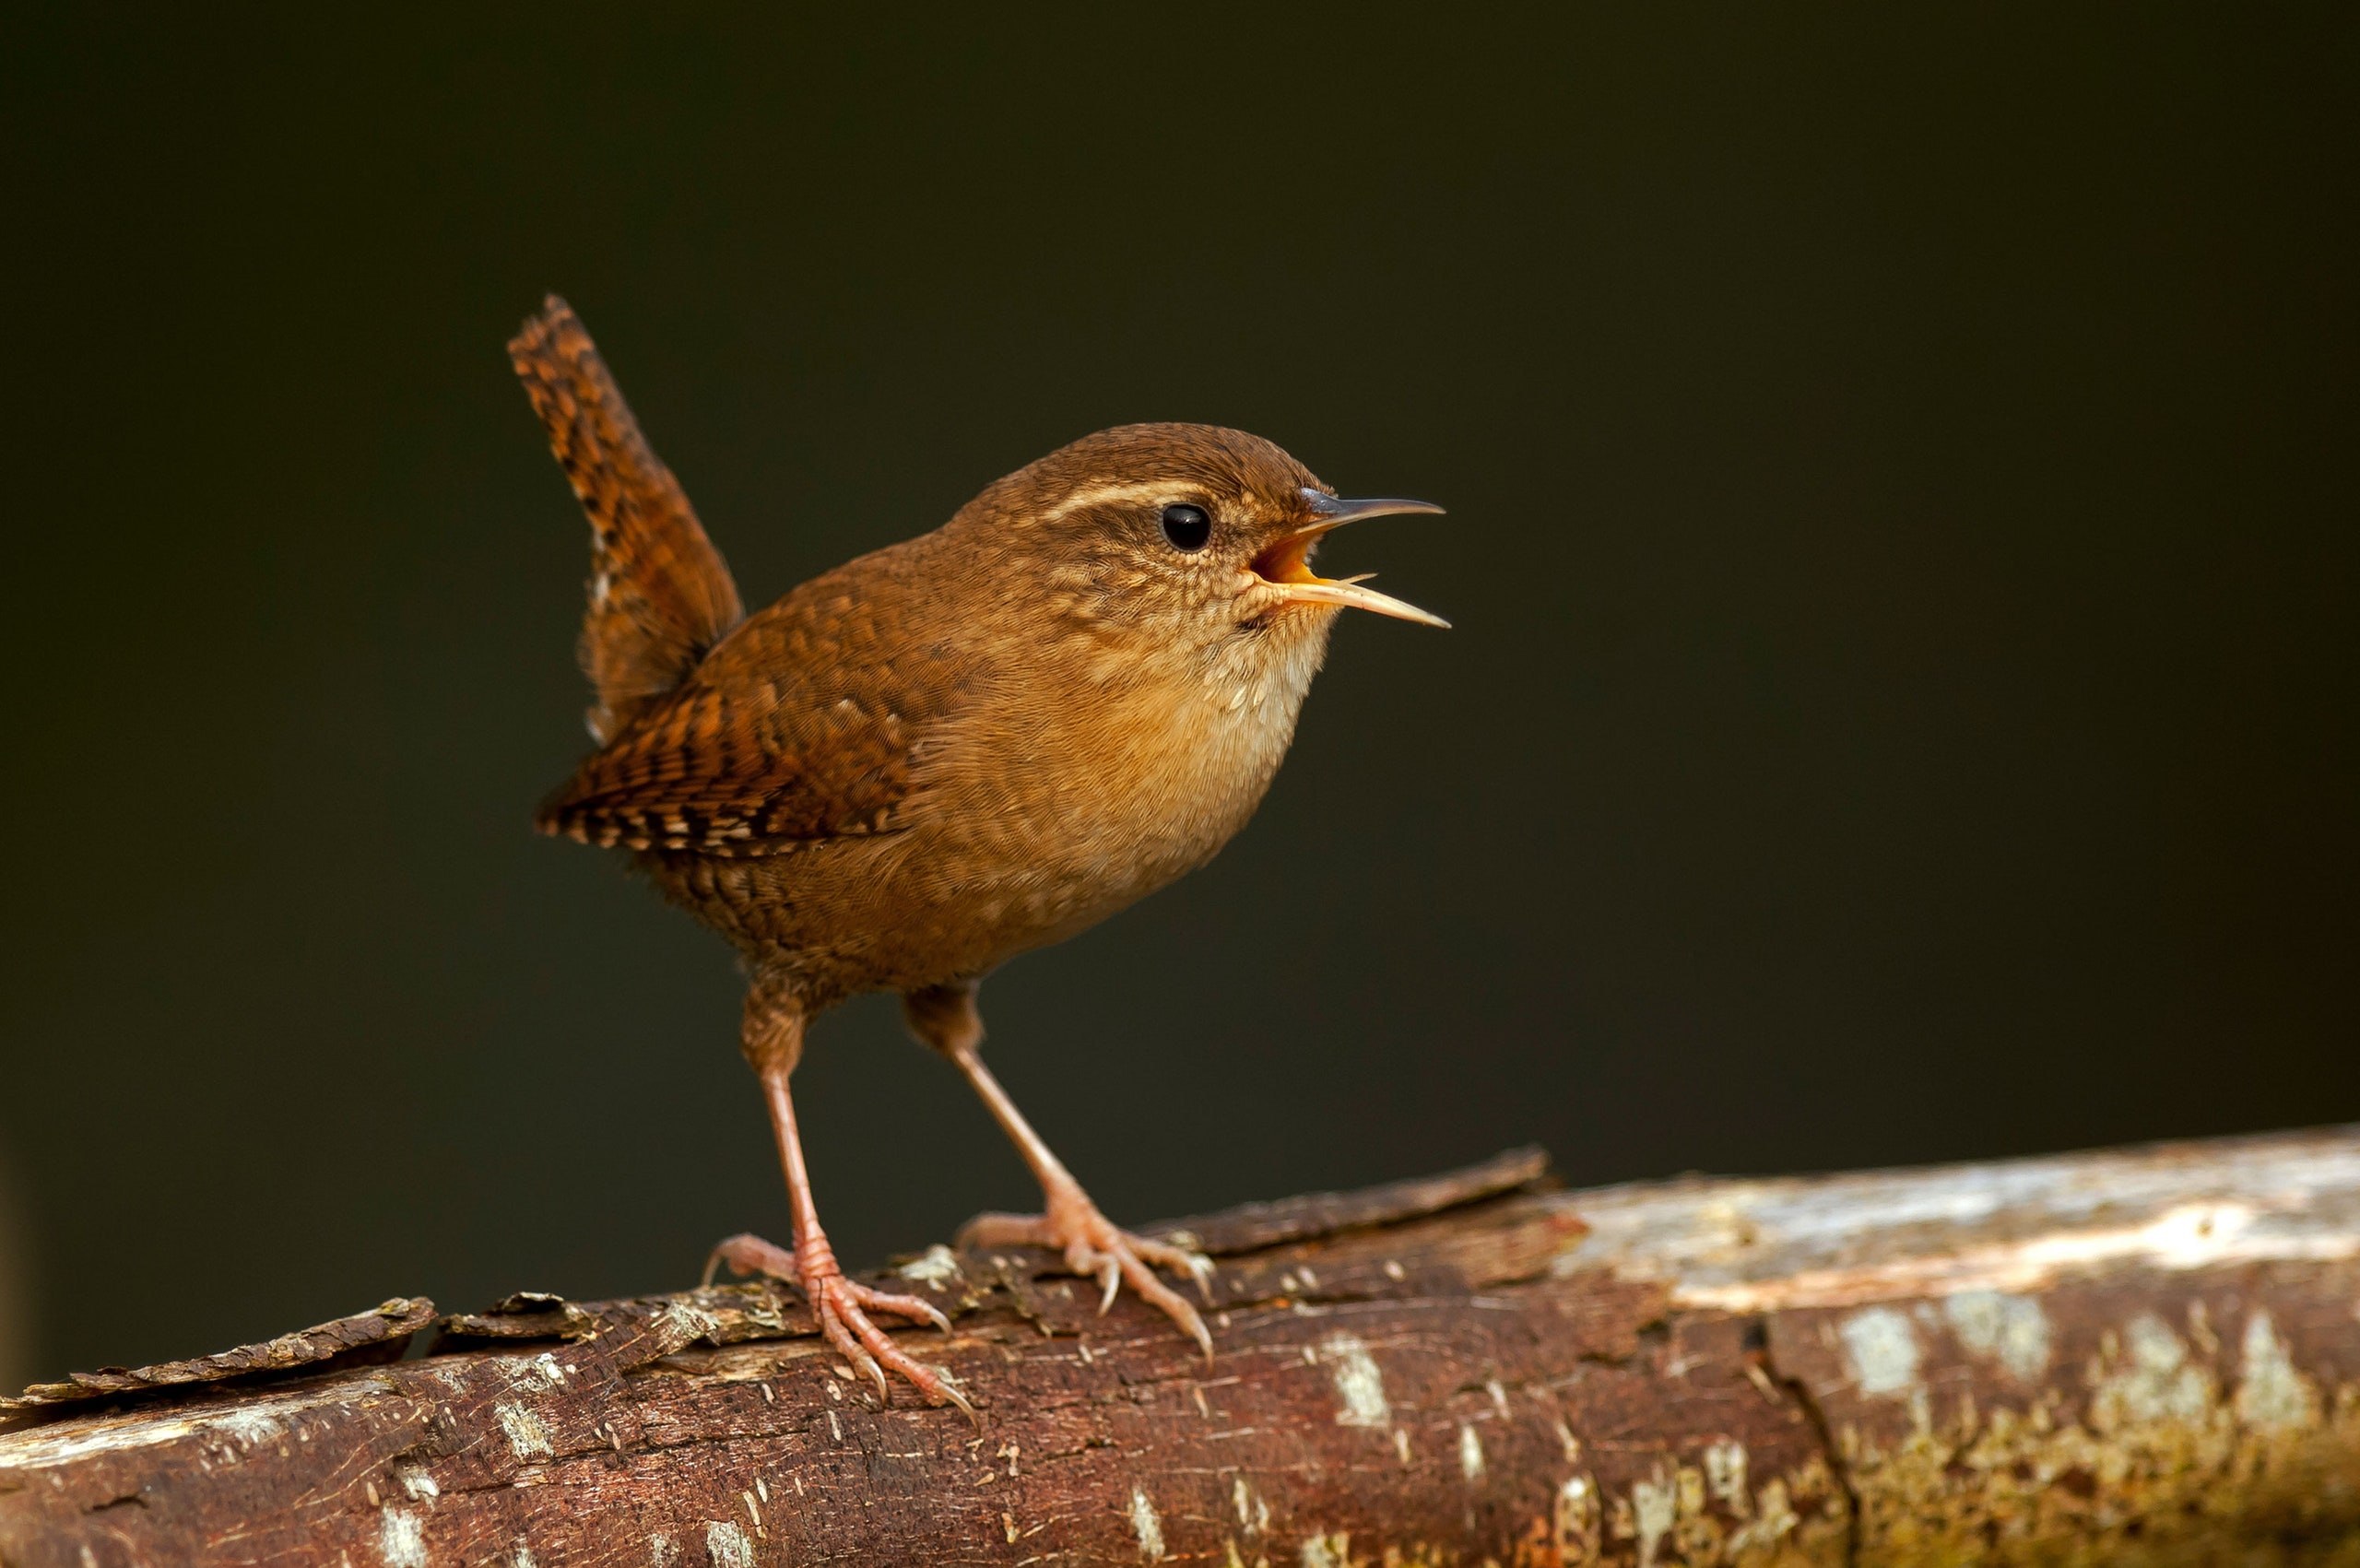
[708,982,972,1418]
[903,984,1215,1359]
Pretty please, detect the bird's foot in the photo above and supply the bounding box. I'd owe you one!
[706,1232,974,1421]
[958,1186,1216,1360]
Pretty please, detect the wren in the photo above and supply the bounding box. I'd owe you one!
[509,297,1445,1413]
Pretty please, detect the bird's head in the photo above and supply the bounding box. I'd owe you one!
[952,423,1445,664]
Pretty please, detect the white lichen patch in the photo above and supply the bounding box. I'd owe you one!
[1554,1473,1601,1558]
[1232,1477,1270,1538]
[1703,1438,1750,1517]
[1942,1289,2052,1383]
[1318,1332,1390,1427]
[1727,1477,1802,1553]
[1300,1533,1351,1568]
[1840,1305,1922,1397]
[662,1302,721,1343]
[896,1244,962,1288]
[1631,1468,1678,1568]
[2090,1313,2214,1432]
[494,1402,554,1462]
[517,1352,567,1391]
[1128,1486,1166,1561]
[380,1506,428,1568]
[214,1409,285,1447]
[2234,1308,2321,1432]
[1458,1422,1485,1480]
[394,1463,439,1501]
[703,1520,753,1568]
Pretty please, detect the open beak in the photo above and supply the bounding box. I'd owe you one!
[1251,488,1450,629]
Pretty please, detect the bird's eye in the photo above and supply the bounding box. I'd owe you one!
[1160,503,1212,552]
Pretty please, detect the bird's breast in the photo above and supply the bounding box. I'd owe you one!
[915,631,1328,945]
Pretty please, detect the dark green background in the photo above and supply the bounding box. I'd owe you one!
[4,13,2354,1384]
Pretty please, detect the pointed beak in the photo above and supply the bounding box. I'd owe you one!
[1300,491,1448,527]
[1250,488,1450,629]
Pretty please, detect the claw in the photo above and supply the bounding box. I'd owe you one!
[1119,1252,1215,1364]
[706,1230,973,1418]
[1176,1303,1215,1363]
[932,1371,980,1427]
[1097,1259,1121,1315]
[853,1346,890,1405]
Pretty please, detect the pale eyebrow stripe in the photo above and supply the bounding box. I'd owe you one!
[1035,479,1203,526]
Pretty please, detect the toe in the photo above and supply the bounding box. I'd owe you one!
[957,1212,1049,1251]
[1132,1236,1217,1300]
[837,1291,968,1416]
[888,1351,978,1425]
[1117,1251,1215,1362]
[845,1280,953,1334]
[705,1232,798,1287]
[814,1302,890,1402]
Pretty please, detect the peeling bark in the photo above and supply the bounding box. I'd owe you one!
[3,1132,2358,1565]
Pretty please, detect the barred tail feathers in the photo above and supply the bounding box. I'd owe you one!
[509,295,745,743]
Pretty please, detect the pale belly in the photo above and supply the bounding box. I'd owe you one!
[650,646,1321,1005]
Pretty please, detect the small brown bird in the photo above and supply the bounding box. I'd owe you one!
[509,297,1444,1414]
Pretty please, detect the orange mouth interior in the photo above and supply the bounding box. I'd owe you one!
[1252,530,1324,585]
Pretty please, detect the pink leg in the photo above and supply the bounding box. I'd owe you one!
[708,985,972,1419]
[904,984,1215,1360]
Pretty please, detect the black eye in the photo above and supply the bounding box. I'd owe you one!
[1160,502,1212,551]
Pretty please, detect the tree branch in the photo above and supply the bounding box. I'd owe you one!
[4,1132,2357,1564]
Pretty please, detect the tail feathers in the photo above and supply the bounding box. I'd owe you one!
[509,295,745,743]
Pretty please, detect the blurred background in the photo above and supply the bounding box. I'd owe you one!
[3,12,2354,1385]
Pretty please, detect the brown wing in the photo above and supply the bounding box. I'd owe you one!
[535,553,968,856]
[510,296,746,743]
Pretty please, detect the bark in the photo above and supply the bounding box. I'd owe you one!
[4,1132,2359,1566]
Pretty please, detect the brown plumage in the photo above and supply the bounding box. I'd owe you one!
[510,297,1445,1414]
[508,301,744,744]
